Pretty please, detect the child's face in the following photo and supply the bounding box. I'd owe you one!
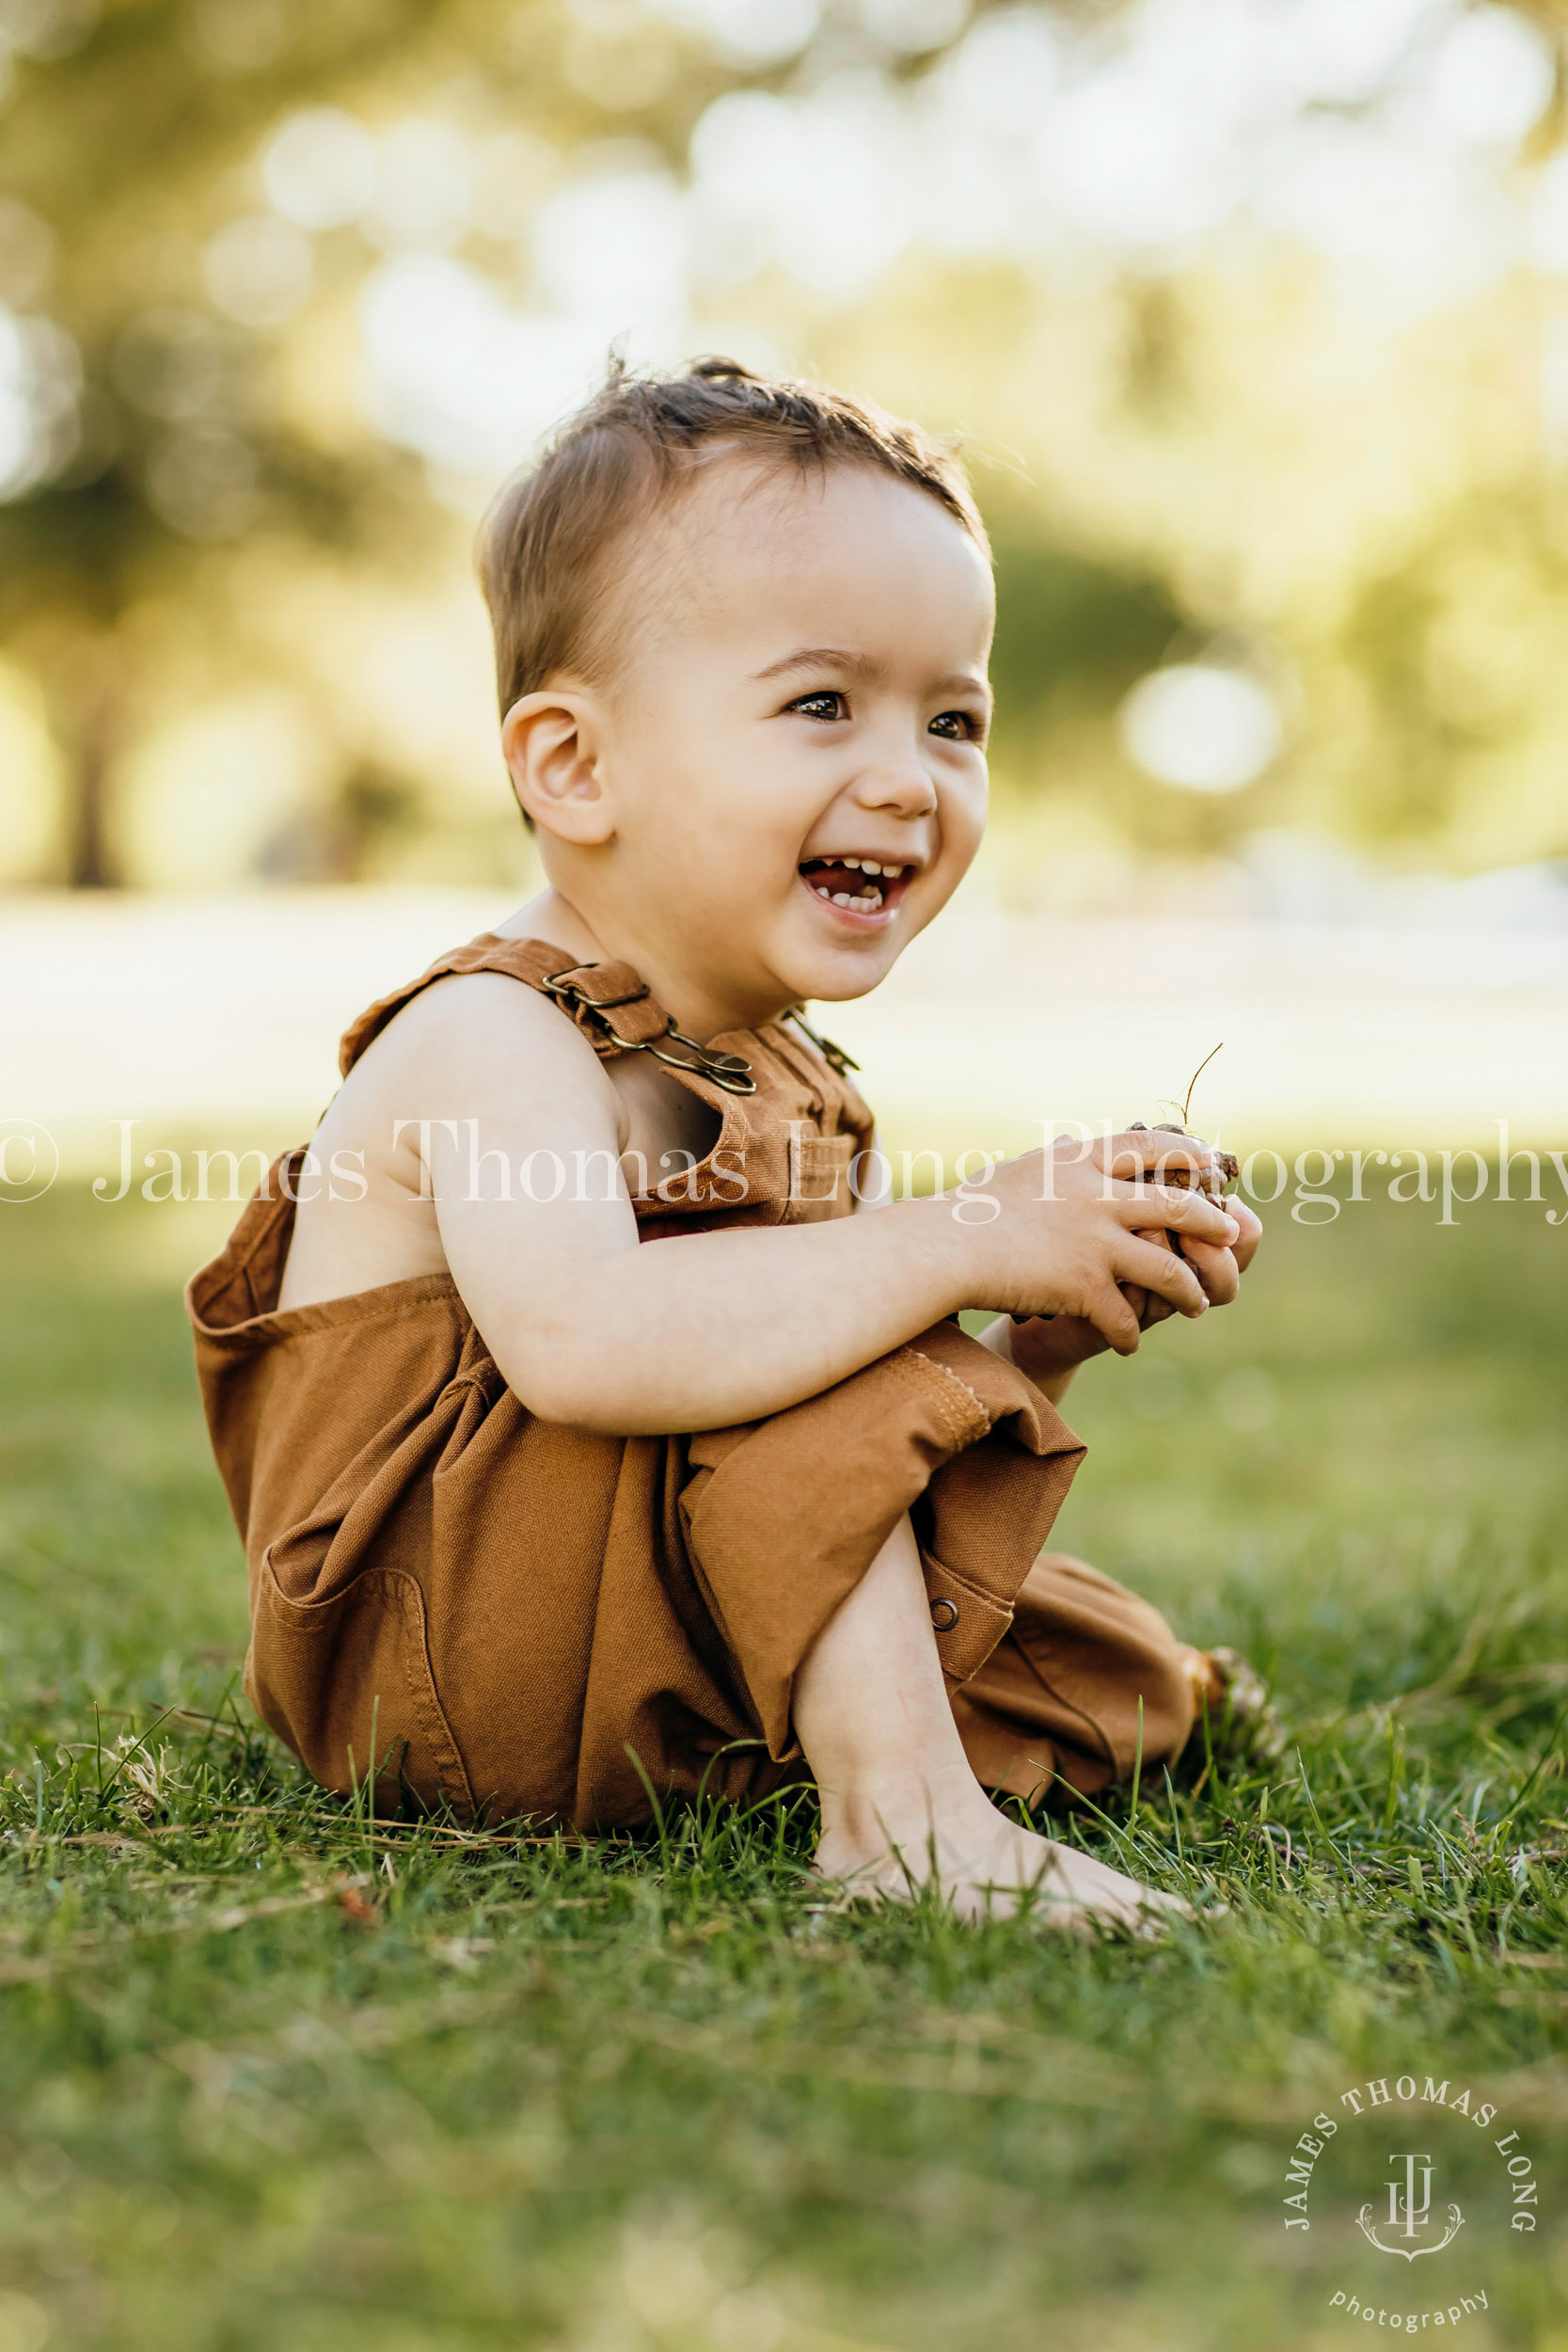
[578,457,993,1024]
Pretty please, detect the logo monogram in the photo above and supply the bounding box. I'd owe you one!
[1356,2153,1465,2260]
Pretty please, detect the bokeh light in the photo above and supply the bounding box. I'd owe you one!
[144,425,260,540]
[0,305,77,496]
[203,215,314,328]
[1428,5,1556,146]
[1119,665,1285,795]
[261,108,376,231]
[650,0,820,68]
[363,119,476,256]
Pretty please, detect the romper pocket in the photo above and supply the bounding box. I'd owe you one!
[784,1130,856,1222]
[248,1554,476,1820]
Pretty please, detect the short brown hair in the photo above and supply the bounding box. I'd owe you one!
[476,356,989,719]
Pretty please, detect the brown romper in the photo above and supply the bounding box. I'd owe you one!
[186,931,1199,1831]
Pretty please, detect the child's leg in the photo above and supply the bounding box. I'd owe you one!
[793,1512,1192,1931]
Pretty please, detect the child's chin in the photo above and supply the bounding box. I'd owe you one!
[790,939,901,1001]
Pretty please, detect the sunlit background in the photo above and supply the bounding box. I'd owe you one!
[3,0,1567,1165]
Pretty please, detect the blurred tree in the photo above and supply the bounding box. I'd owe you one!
[254,756,421,882]
[26,0,1557,890]
[1320,483,1568,863]
[0,0,451,881]
[0,0,1020,885]
[986,521,1184,755]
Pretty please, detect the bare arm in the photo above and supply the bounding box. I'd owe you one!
[416,979,1240,1434]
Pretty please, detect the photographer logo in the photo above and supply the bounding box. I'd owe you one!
[1356,2153,1464,2259]
[1281,2067,1540,2329]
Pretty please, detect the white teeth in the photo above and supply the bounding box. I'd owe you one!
[802,856,912,881]
[808,875,890,914]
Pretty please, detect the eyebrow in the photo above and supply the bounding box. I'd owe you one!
[753,645,991,703]
[752,645,886,683]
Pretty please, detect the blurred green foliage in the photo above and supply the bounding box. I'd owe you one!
[986,525,1184,745]
[1326,485,1568,854]
[3,0,1568,892]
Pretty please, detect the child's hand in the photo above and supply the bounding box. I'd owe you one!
[973,1129,1244,1358]
[1134,1190,1261,1324]
[1116,1126,1260,1332]
[1006,1136,1261,1382]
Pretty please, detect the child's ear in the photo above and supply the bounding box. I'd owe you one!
[501,689,615,846]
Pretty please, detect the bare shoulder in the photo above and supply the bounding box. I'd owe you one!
[327,967,631,1183]
[277,969,624,1311]
[350,969,613,1099]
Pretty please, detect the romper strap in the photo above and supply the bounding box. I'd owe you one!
[339,931,755,1095]
[536,961,757,1096]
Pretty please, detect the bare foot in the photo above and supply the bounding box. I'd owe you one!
[814,1797,1195,1935]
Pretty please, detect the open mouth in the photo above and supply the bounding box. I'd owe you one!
[798,855,915,920]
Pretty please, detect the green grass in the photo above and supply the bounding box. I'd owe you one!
[2,1181,1567,2350]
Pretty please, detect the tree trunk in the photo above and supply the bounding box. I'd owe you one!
[62,640,122,889]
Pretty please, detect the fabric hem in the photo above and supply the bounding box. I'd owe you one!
[884,1344,992,1451]
[188,1269,464,1346]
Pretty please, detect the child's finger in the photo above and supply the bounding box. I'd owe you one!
[1117,1233,1209,1317]
[1178,1236,1240,1306]
[1084,1280,1143,1356]
[1126,1229,1185,1324]
[1228,1198,1263,1270]
[1095,1130,1220,1184]
[1111,1182,1239,1247]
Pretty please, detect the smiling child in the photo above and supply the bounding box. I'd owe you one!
[187,359,1262,1929]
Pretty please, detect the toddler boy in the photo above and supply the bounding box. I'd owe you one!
[188,359,1262,1929]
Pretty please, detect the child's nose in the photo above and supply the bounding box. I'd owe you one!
[852,744,939,817]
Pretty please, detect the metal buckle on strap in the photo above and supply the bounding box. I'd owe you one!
[643,1032,757,1094]
[566,981,652,1011]
[786,1007,860,1075]
[537,967,651,1013]
[542,966,758,1097]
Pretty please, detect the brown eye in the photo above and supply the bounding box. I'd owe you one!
[787,691,848,722]
[928,709,979,740]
